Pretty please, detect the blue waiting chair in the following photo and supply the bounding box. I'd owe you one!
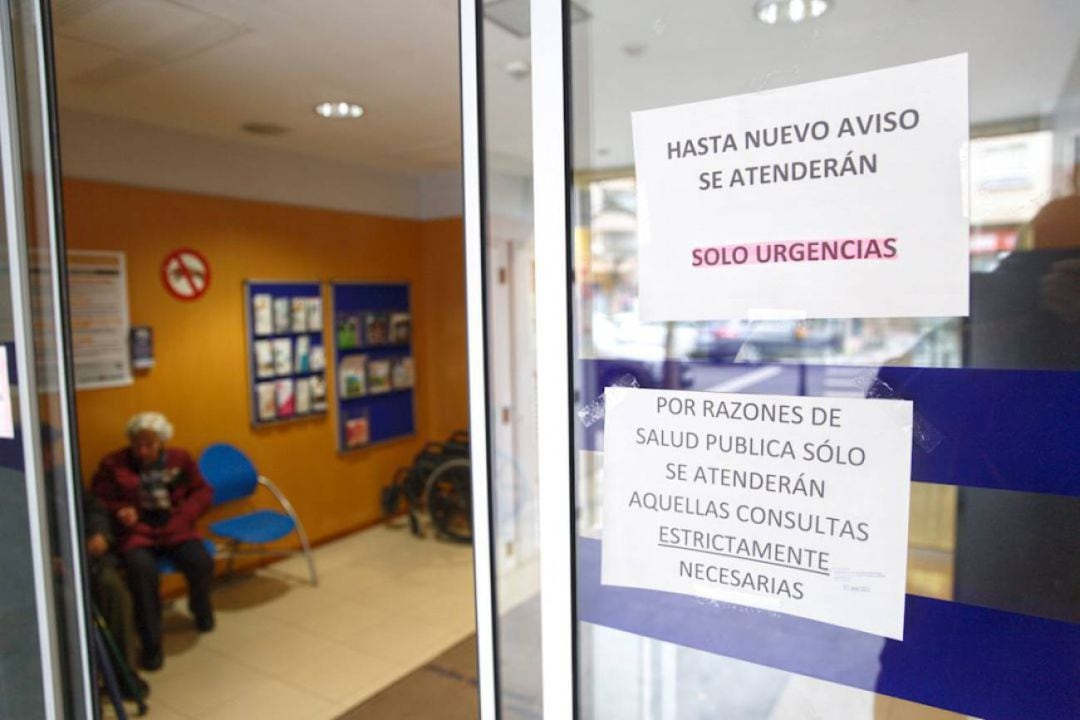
[197,443,317,585]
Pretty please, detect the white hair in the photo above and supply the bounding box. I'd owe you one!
[126,412,174,442]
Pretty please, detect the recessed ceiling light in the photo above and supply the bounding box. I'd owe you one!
[314,101,364,119]
[505,60,530,80]
[754,0,830,25]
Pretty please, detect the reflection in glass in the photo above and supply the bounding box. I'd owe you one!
[568,1,1080,718]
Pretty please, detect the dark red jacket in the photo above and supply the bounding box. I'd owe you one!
[91,447,213,551]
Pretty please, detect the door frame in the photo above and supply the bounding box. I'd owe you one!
[459,0,501,717]
[0,0,95,717]
[460,1,577,717]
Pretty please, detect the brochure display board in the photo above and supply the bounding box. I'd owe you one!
[331,282,414,451]
[245,281,328,426]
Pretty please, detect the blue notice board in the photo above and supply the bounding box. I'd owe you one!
[245,281,328,426]
[331,282,415,451]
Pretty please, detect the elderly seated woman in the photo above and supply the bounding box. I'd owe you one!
[91,412,215,671]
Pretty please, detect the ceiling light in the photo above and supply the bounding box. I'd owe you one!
[314,101,364,119]
[754,0,830,25]
[505,60,530,80]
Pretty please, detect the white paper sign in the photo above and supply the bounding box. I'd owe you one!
[0,347,12,439]
[601,387,913,639]
[632,54,970,321]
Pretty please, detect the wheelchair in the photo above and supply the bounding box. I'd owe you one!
[381,430,472,543]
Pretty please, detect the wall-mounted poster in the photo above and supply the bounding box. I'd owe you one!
[331,282,415,452]
[68,251,133,389]
[245,281,327,426]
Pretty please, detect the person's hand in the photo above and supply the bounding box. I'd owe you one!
[1042,258,1080,325]
[116,506,138,527]
[86,533,108,557]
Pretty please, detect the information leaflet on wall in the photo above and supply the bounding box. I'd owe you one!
[601,387,913,639]
[68,251,132,389]
[632,54,969,321]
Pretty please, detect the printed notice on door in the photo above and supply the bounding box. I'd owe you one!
[632,54,969,321]
[601,387,913,640]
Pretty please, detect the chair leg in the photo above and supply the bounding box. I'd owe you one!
[225,539,238,580]
[257,474,318,585]
[295,520,318,586]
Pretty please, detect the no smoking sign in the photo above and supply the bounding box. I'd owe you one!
[161,248,211,301]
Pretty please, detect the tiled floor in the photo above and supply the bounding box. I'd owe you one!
[104,524,476,719]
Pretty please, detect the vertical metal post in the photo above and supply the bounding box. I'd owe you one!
[532,0,577,717]
[459,1,499,717]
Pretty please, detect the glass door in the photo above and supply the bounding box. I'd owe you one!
[1,1,94,717]
[483,1,1080,718]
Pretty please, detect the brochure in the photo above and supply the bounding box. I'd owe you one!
[390,313,411,345]
[256,382,276,421]
[253,293,273,336]
[307,297,323,331]
[339,354,368,398]
[391,357,414,389]
[273,297,291,334]
[345,414,370,448]
[337,313,360,349]
[368,358,392,394]
[310,374,328,411]
[295,335,311,373]
[273,338,292,376]
[254,340,274,379]
[364,312,390,345]
[291,297,308,333]
[310,345,326,372]
[275,378,295,417]
[296,377,312,414]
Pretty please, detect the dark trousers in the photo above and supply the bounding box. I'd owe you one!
[90,562,137,667]
[124,540,213,653]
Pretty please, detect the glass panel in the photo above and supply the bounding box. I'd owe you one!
[1,0,93,716]
[480,1,543,717]
[567,1,1080,718]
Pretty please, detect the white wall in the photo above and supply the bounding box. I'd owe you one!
[57,109,462,220]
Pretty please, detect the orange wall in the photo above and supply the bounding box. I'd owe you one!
[63,179,467,560]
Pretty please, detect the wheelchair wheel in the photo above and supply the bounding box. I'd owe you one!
[423,457,472,543]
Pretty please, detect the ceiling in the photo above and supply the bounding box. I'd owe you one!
[570,0,1080,169]
[52,0,463,174]
[50,0,1080,177]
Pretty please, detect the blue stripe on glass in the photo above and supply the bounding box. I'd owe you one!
[576,360,1080,497]
[578,538,1079,720]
